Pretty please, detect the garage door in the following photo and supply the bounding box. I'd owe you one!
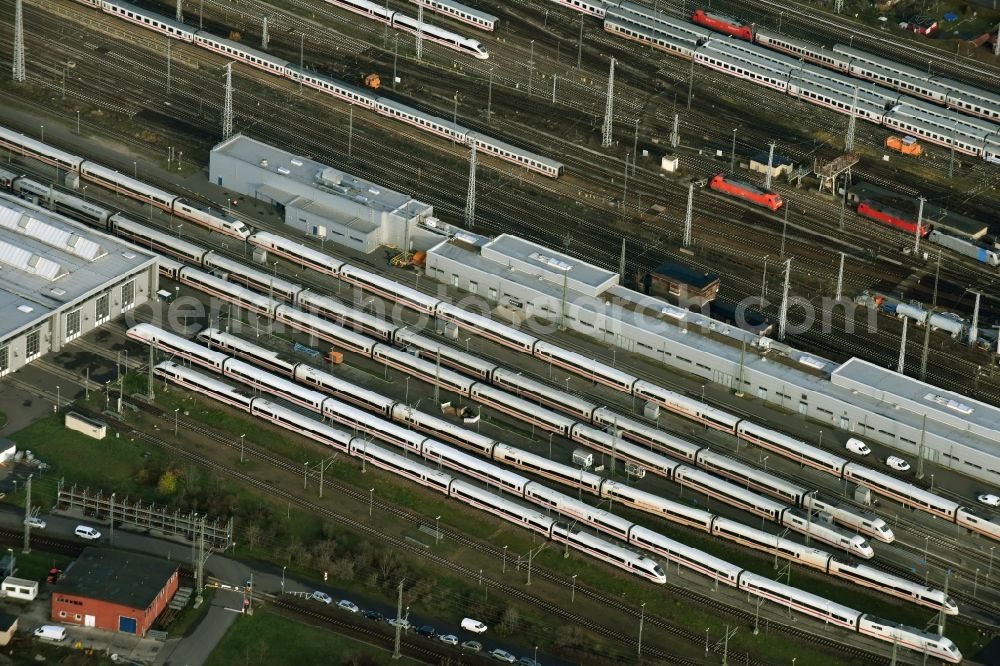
[118,616,138,634]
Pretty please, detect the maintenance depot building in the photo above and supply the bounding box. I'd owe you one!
[51,548,178,636]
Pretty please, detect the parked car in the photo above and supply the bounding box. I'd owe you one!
[417,625,436,638]
[338,600,360,613]
[438,634,458,645]
[885,456,911,472]
[845,438,871,456]
[363,610,384,622]
[33,626,66,642]
[388,618,411,630]
[490,649,516,663]
[310,591,333,604]
[518,658,542,666]
[460,640,482,652]
[74,525,101,540]
[26,516,46,529]
[978,494,1000,507]
[461,617,488,633]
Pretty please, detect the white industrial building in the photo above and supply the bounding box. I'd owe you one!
[0,194,157,377]
[426,232,1000,485]
[209,135,435,254]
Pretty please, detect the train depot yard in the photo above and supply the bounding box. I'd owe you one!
[0,0,998,663]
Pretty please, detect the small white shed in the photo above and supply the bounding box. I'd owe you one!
[2,577,38,601]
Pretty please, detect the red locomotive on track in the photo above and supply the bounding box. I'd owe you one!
[691,9,754,40]
[856,201,929,237]
[708,174,783,211]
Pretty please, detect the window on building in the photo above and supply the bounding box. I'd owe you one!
[469,281,478,295]
[75,614,81,621]
[65,309,82,342]
[121,280,136,311]
[0,346,8,376]
[59,611,66,618]
[25,329,40,360]
[96,293,110,323]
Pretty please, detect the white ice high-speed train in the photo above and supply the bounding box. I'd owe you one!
[153,361,666,584]
[129,325,960,616]
[149,350,961,663]
[62,1,563,177]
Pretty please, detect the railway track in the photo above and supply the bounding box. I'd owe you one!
[13,0,1000,407]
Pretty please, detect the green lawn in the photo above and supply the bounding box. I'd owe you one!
[11,550,72,583]
[204,609,422,666]
[166,587,216,638]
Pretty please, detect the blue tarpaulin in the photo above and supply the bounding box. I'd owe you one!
[943,11,957,20]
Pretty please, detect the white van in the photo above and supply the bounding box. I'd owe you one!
[74,525,101,540]
[845,438,871,456]
[34,625,67,642]
[461,618,487,633]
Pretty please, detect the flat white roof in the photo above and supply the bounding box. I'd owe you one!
[0,195,155,341]
[480,234,618,297]
[831,357,1000,441]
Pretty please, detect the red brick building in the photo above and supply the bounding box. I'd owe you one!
[52,548,178,636]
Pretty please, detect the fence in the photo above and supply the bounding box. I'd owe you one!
[56,478,233,549]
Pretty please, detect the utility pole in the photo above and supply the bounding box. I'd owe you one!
[22,475,31,554]
[13,0,25,83]
[632,118,639,176]
[176,0,183,22]
[914,196,925,253]
[780,203,789,257]
[619,238,626,285]
[433,349,441,405]
[835,252,845,301]
[487,67,494,124]
[948,121,957,178]
[670,113,679,148]
[222,63,234,140]
[147,344,155,401]
[392,579,405,659]
[919,306,933,381]
[527,40,535,96]
[937,573,950,635]
[968,291,981,346]
[393,35,399,90]
[166,38,172,94]
[195,516,206,606]
[348,107,353,157]
[995,23,1000,56]
[683,181,695,247]
[261,17,269,50]
[686,57,695,109]
[637,602,646,657]
[602,58,615,148]
[764,141,776,190]
[778,258,791,340]
[465,140,477,228]
[916,413,927,480]
[845,86,858,152]
[416,2,424,60]
[577,13,584,68]
[730,128,738,172]
[897,315,908,373]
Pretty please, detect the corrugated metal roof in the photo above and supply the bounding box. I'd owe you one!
[0,238,67,281]
[0,207,106,261]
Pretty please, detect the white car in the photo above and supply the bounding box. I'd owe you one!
[438,634,458,645]
[74,525,101,540]
[490,649,516,663]
[978,494,1000,507]
[337,600,360,613]
[461,617,488,633]
[26,516,46,529]
[885,456,911,472]
[388,618,411,630]
[845,438,871,456]
[310,591,333,604]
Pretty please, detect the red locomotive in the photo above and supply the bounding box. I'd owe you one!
[708,174,784,211]
[856,201,929,237]
[691,9,754,41]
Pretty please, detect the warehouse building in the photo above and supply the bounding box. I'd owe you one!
[426,232,1000,485]
[52,548,178,636]
[209,135,436,254]
[0,194,157,378]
